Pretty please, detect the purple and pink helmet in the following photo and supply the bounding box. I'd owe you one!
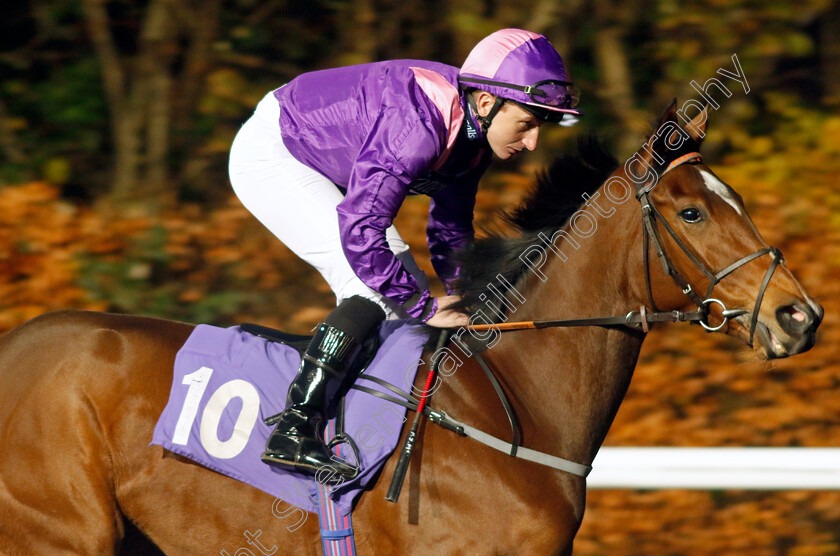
[459,29,581,124]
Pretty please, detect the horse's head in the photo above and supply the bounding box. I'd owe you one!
[621,100,822,360]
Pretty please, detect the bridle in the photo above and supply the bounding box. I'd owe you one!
[635,152,782,344]
[476,151,784,345]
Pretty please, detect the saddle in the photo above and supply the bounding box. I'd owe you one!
[239,322,313,352]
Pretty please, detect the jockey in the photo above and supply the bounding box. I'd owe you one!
[229,28,581,478]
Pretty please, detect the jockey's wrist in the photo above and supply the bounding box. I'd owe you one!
[443,271,461,296]
[402,290,436,322]
[419,298,438,323]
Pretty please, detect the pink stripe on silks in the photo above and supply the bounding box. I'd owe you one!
[410,67,465,170]
[460,29,541,78]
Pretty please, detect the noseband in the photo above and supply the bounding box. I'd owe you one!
[635,152,783,344]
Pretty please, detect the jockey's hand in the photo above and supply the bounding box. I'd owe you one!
[425,295,470,328]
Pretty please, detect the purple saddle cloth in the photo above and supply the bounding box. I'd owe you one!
[151,320,427,516]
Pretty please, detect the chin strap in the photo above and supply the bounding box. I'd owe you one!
[467,93,505,134]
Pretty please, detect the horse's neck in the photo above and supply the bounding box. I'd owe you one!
[481,216,646,466]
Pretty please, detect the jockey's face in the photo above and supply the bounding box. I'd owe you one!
[474,92,543,160]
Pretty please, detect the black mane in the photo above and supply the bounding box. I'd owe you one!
[507,135,619,232]
[453,136,618,320]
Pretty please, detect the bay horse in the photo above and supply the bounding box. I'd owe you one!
[0,103,822,555]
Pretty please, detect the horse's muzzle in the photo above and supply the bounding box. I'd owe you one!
[755,301,822,359]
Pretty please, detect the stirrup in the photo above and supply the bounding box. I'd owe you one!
[261,436,359,482]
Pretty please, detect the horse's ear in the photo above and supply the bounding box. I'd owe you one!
[625,99,703,185]
[657,98,679,126]
[652,98,709,145]
[684,103,710,141]
[632,99,686,165]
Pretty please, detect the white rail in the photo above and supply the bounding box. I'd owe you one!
[587,448,840,490]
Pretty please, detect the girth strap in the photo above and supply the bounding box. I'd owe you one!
[351,367,590,477]
[318,421,357,556]
[443,415,592,477]
[474,353,521,456]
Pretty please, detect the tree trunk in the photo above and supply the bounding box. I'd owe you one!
[82,0,139,204]
[110,100,143,202]
[82,0,220,214]
[139,0,175,203]
[592,0,648,156]
[525,0,584,40]
[819,0,840,108]
[172,0,221,189]
[337,0,378,65]
[0,97,26,166]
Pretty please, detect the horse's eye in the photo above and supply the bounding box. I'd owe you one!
[679,207,703,223]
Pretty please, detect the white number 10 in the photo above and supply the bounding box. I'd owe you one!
[171,366,261,459]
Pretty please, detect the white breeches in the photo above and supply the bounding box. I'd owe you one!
[229,91,427,318]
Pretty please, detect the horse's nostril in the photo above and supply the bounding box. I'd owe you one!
[776,303,814,335]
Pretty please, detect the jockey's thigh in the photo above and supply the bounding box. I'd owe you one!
[229,91,427,319]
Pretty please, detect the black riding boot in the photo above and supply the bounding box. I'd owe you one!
[261,296,385,479]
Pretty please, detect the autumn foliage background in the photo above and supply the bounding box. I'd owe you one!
[2,1,840,554]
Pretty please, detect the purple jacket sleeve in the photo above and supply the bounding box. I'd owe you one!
[426,155,491,293]
[336,107,444,319]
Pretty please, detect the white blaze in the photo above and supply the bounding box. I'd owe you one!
[699,169,743,215]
